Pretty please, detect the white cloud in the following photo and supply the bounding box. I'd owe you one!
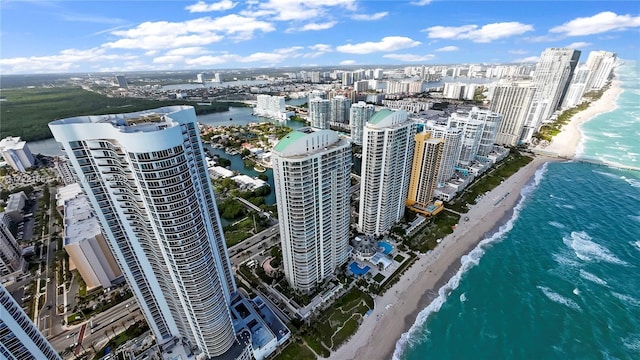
[0,47,137,74]
[435,46,459,52]
[305,44,332,58]
[153,55,185,64]
[287,21,337,32]
[508,49,528,55]
[425,22,534,42]
[337,36,421,54]
[351,12,388,21]
[186,47,304,66]
[165,47,211,56]
[565,41,591,49]
[383,53,435,62]
[59,12,124,25]
[514,56,539,63]
[411,0,432,6]
[340,60,356,65]
[247,0,356,21]
[185,1,237,13]
[550,11,640,36]
[104,15,274,50]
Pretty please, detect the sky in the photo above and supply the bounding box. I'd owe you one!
[0,0,639,74]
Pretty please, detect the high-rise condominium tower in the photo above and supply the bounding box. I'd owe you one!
[309,98,331,129]
[561,65,592,109]
[330,95,351,124]
[0,213,22,276]
[350,101,375,145]
[584,50,617,91]
[406,132,443,212]
[272,128,351,292]
[428,124,463,186]
[358,109,415,236]
[0,285,61,359]
[522,48,580,142]
[490,81,536,147]
[49,106,248,359]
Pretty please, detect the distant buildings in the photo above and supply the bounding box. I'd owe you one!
[254,95,293,121]
[0,136,35,172]
[309,97,331,129]
[349,101,374,145]
[62,192,122,291]
[490,81,536,146]
[358,109,415,236]
[0,212,23,277]
[522,48,580,142]
[115,75,128,88]
[4,192,27,223]
[406,132,444,215]
[0,285,61,359]
[50,106,250,359]
[442,82,478,101]
[272,128,351,292]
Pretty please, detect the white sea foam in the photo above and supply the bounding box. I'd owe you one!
[628,215,640,224]
[620,176,640,188]
[537,285,582,311]
[556,204,576,210]
[622,334,640,352]
[392,164,549,360]
[548,221,565,229]
[552,253,581,268]
[459,293,467,302]
[612,292,640,307]
[602,132,623,138]
[579,269,608,287]
[632,241,640,251]
[563,231,628,265]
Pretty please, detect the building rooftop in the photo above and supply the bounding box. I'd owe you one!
[272,128,311,153]
[64,195,101,246]
[368,109,394,125]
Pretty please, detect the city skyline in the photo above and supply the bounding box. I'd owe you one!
[1,1,638,74]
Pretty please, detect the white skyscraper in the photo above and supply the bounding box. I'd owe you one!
[358,109,415,236]
[584,50,617,91]
[0,212,22,276]
[561,65,592,109]
[490,81,536,147]
[448,112,484,166]
[254,95,292,120]
[272,128,351,292]
[0,136,35,172]
[350,101,375,145]
[522,48,580,142]
[428,124,463,185]
[0,285,61,360]
[49,106,249,359]
[473,108,503,157]
[330,95,351,124]
[309,98,331,129]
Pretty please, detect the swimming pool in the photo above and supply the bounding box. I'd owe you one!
[378,241,393,255]
[349,262,371,276]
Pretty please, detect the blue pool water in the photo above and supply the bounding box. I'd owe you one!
[349,262,371,276]
[379,241,393,255]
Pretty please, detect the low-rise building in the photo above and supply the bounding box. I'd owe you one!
[0,136,35,172]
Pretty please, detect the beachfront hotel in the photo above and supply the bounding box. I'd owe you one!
[271,128,352,292]
[49,106,251,359]
[406,132,444,215]
[521,47,580,143]
[0,285,61,359]
[358,109,416,236]
[427,124,463,186]
[350,101,375,145]
[584,50,617,91]
[490,81,536,147]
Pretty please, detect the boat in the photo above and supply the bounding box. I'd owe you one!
[254,165,266,173]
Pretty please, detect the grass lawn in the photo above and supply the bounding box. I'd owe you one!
[394,254,406,262]
[331,318,359,350]
[405,211,460,253]
[273,342,316,360]
[373,273,385,283]
[223,217,254,247]
[304,335,330,358]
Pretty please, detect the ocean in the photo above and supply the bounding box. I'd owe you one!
[396,61,640,360]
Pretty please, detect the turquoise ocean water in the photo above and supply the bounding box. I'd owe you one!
[396,61,640,360]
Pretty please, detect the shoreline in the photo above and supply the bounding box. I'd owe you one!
[331,79,623,360]
[536,79,623,159]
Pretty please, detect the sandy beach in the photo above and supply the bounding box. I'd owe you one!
[329,81,623,360]
[538,79,623,158]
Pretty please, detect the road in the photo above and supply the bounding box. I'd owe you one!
[227,223,279,265]
[49,300,142,355]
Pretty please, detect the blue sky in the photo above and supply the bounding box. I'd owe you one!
[1,0,638,74]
